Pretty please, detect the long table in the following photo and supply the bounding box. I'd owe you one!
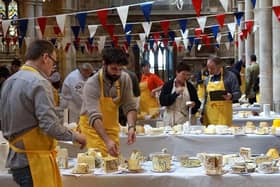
[59,134,280,158]
[2,161,280,187]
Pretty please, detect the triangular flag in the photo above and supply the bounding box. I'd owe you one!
[196,16,207,32]
[50,38,57,46]
[178,19,188,33]
[160,20,170,36]
[136,40,144,51]
[197,44,202,51]
[153,32,160,42]
[219,0,228,11]
[88,25,98,38]
[163,38,169,47]
[140,2,153,23]
[87,37,94,45]
[227,22,236,40]
[182,38,189,50]
[174,37,181,47]
[106,24,115,37]
[216,14,225,28]
[125,34,132,45]
[37,17,47,36]
[53,26,61,35]
[216,33,222,45]
[141,22,152,37]
[97,9,108,27]
[273,6,280,22]
[227,32,233,42]
[18,36,24,48]
[188,36,195,46]
[112,35,119,48]
[192,0,202,17]
[71,26,80,39]
[139,33,146,41]
[210,25,219,38]
[234,12,244,26]
[180,29,189,39]
[195,28,202,38]
[2,20,11,38]
[18,19,28,38]
[245,20,254,33]
[169,31,176,41]
[225,42,230,50]
[251,0,256,8]
[242,29,248,39]
[35,26,42,39]
[149,38,154,49]
[125,24,133,34]
[76,12,87,33]
[98,36,106,54]
[56,14,66,33]
[117,5,129,30]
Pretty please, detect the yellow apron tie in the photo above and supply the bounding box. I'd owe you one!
[204,69,232,126]
[79,70,120,156]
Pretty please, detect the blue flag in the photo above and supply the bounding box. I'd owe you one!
[71,26,80,39]
[251,0,256,8]
[76,12,87,33]
[168,31,175,41]
[210,25,219,38]
[125,24,133,34]
[234,12,244,26]
[179,19,188,33]
[140,2,153,23]
[87,37,94,45]
[125,34,132,46]
[227,32,233,42]
[19,19,28,38]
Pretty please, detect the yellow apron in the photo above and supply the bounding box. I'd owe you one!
[79,70,120,156]
[240,66,245,94]
[53,87,59,106]
[204,70,232,126]
[139,81,160,115]
[197,74,206,101]
[9,127,61,187]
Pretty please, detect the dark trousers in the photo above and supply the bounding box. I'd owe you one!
[11,166,33,187]
[249,97,256,104]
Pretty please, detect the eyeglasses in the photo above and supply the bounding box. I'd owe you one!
[48,54,58,64]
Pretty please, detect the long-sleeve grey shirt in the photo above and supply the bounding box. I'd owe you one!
[80,68,137,127]
[0,65,75,169]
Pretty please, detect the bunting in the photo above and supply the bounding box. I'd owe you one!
[196,16,207,32]
[88,25,98,38]
[245,20,254,33]
[140,2,153,23]
[251,0,256,9]
[97,9,108,27]
[76,12,87,32]
[37,17,47,36]
[18,19,28,38]
[273,6,280,22]
[117,5,129,29]
[192,0,202,17]
[2,20,11,38]
[234,12,244,26]
[219,0,228,12]
[142,22,152,37]
[216,14,225,28]
[160,20,170,36]
[56,14,66,33]
[210,25,219,38]
[179,19,188,33]
[71,26,80,39]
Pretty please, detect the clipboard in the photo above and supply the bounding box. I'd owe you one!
[209,90,227,101]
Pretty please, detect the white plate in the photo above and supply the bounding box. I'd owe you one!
[151,167,175,173]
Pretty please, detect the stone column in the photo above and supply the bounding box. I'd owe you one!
[61,0,77,77]
[35,0,43,16]
[259,0,272,106]
[273,0,280,113]
[254,0,260,61]
[245,0,254,64]
[237,1,245,61]
[24,1,36,38]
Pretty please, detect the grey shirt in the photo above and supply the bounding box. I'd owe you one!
[0,65,75,169]
[80,68,137,126]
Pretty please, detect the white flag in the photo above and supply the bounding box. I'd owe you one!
[117,5,129,30]
[35,26,42,39]
[175,37,181,47]
[98,36,106,54]
[2,20,11,38]
[197,44,202,51]
[139,33,146,42]
[88,25,98,38]
[196,16,207,32]
[227,22,236,39]
[180,29,189,39]
[183,38,189,50]
[219,0,228,12]
[225,42,230,50]
[56,14,66,33]
[136,40,144,52]
[24,37,32,48]
[216,33,222,45]
[142,22,152,37]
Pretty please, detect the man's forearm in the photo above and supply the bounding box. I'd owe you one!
[126,110,137,126]
[93,118,110,143]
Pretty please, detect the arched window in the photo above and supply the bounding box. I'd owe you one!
[0,0,19,37]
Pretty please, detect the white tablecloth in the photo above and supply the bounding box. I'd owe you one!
[2,162,280,187]
[59,134,280,158]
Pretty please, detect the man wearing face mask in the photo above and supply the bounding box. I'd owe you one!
[79,48,137,157]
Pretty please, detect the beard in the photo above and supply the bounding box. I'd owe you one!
[105,68,121,82]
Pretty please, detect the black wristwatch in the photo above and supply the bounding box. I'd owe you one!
[127,123,136,131]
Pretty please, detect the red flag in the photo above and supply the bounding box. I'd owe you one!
[242,29,248,39]
[5,37,11,47]
[235,40,239,48]
[65,43,71,52]
[192,0,202,17]
[273,6,280,22]
[106,24,115,38]
[153,32,160,43]
[178,45,184,52]
[172,41,177,49]
[160,20,170,36]
[163,38,169,47]
[216,14,225,28]
[239,32,244,41]
[97,9,108,27]
[37,17,47,35]
[53,26,61,35]
[245,20,254,33]
[195,28,202,38]
[112,35,119,48]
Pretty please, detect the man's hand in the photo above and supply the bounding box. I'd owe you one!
[127,128,136,145]
[74,133,87,149]
[223,92,232,101]
[105,138,119,157]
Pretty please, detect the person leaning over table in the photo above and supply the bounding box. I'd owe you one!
[159,62,201,125]
[139,61,164,117]
[79,47,137,157]
[201,55,241,126]
[0,40,86,187]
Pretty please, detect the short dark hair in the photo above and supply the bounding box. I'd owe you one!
[0,65,10,79]
[141,60,150,68]
[250,54,257,62]
[176,62,191,73]
[102,48,127,65]
[11,58,21,67]
[25,40,55,61]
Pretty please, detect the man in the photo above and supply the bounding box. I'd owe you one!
[245,54,259,104]
[195,62,209,102]
[79,48,137,157]
[0,40,86,187]
[202,55,241,126]
[225,59,241,103]
[60,63,94,123]
[10,58,21,74]
[0,65,10,89]
[234,55,246,94]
